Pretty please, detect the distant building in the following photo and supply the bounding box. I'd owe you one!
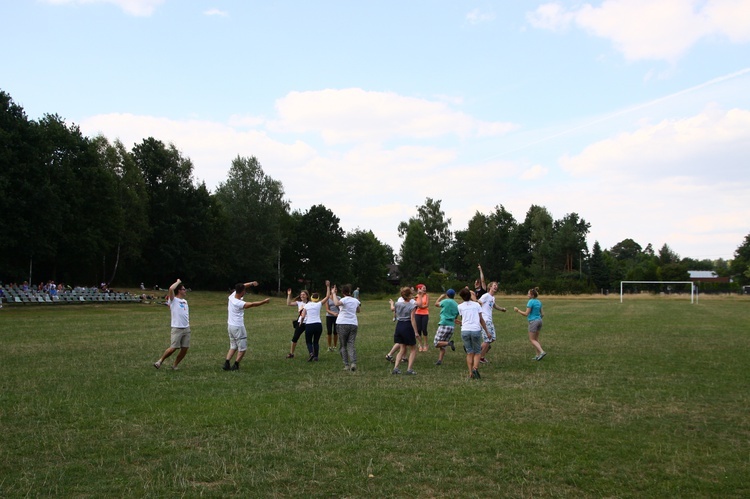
[688,270,731,283]
[387,264,401,285]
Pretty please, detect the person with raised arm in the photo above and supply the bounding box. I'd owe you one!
[224,281,270,371]
[153,278,190,370]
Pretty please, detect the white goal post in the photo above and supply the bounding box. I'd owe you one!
[620,281,696,304]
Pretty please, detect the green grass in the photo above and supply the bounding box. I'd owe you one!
[1,293,748,497]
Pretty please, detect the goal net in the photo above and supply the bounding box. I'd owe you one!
[620,281,696,304]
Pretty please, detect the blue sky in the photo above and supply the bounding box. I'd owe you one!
[3,0,749,261]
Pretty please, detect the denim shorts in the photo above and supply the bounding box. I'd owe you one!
[461,329,482,354]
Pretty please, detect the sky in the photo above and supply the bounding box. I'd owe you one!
[2,0,750,261]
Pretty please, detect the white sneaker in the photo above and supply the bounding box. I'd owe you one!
[153,361,161,369]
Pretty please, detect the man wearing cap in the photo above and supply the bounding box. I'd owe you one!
[433,289,459,365]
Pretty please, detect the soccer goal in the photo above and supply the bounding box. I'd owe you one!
[620,281,697,304]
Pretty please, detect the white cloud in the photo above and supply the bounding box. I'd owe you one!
[554,105,750,256]
[43,0,165,16]
[268,88,517,144]
[526,2,575,31]
[519,164,549,180]
[529,0,750,61]
[203,8,228,17]
[79,113,317,189]
[466,8,496,24]
[560,106,750,179]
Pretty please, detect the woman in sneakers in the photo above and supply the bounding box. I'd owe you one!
[513,287,546,361]
[300,281,331,362]
[414,284,430,352]
[325,291,339,352]
[332,283,361,371]
[389,286,419,375]
[286,288,310,359]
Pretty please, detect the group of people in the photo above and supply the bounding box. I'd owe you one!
[152,267,546,379]
[284,281,362,370]
[153,278,362,372]
[385,265,547,380]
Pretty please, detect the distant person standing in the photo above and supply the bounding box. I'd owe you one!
[353,287,360,300]
[325,291,340,352]
[224,281,270,371]
[415,284,430,352]
[514,288,546,361]
[332,284,361,371]
[154,279,190,370]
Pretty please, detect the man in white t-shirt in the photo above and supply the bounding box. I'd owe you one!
[224,281,270,371]
[478,281,507,364]
[154,278,190,370]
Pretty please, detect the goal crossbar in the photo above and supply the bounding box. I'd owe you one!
[620,281,696,304]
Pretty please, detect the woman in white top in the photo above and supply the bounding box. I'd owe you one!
[286,288,309,359]
[300,281,331,362]
[332,283,361,372]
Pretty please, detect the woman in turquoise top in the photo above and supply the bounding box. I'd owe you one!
[513,288,546,361]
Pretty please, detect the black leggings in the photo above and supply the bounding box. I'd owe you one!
[415,314,429,336]
[305,322,323,357]
[292,321,306,343]
[326,315,338,335]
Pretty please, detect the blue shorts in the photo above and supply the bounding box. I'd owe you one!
[461,329,482,354]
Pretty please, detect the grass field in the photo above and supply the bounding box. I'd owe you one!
[1,292,748,498]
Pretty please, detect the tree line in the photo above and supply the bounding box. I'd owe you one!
[2,90,748,294]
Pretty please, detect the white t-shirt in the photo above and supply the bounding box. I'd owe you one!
[294,300,307,323]
[336,296,360,325]
[169,297,189,328]
[303,301,323,324]
[479,293,495,323]
[227,291,246,327]
[457,301,483,331]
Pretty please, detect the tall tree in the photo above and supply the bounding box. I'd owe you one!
[0,91,38,279]
[346,229,392,292]
[290,205,347,290]
[398,197,452,269]
[730,233,750,285]
[215,156,288,287]
[132,138,197,285]
[590,241,609,291]
[486,205,519,278]
[551,213,590,273]
[399,219,437,282]
[35,114,117,284]
[522,205,554,278]
[658,243,680,266]
[91,136,149,285]
[461,212,490,276]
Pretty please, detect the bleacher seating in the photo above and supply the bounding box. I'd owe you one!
[0,284,144,305]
